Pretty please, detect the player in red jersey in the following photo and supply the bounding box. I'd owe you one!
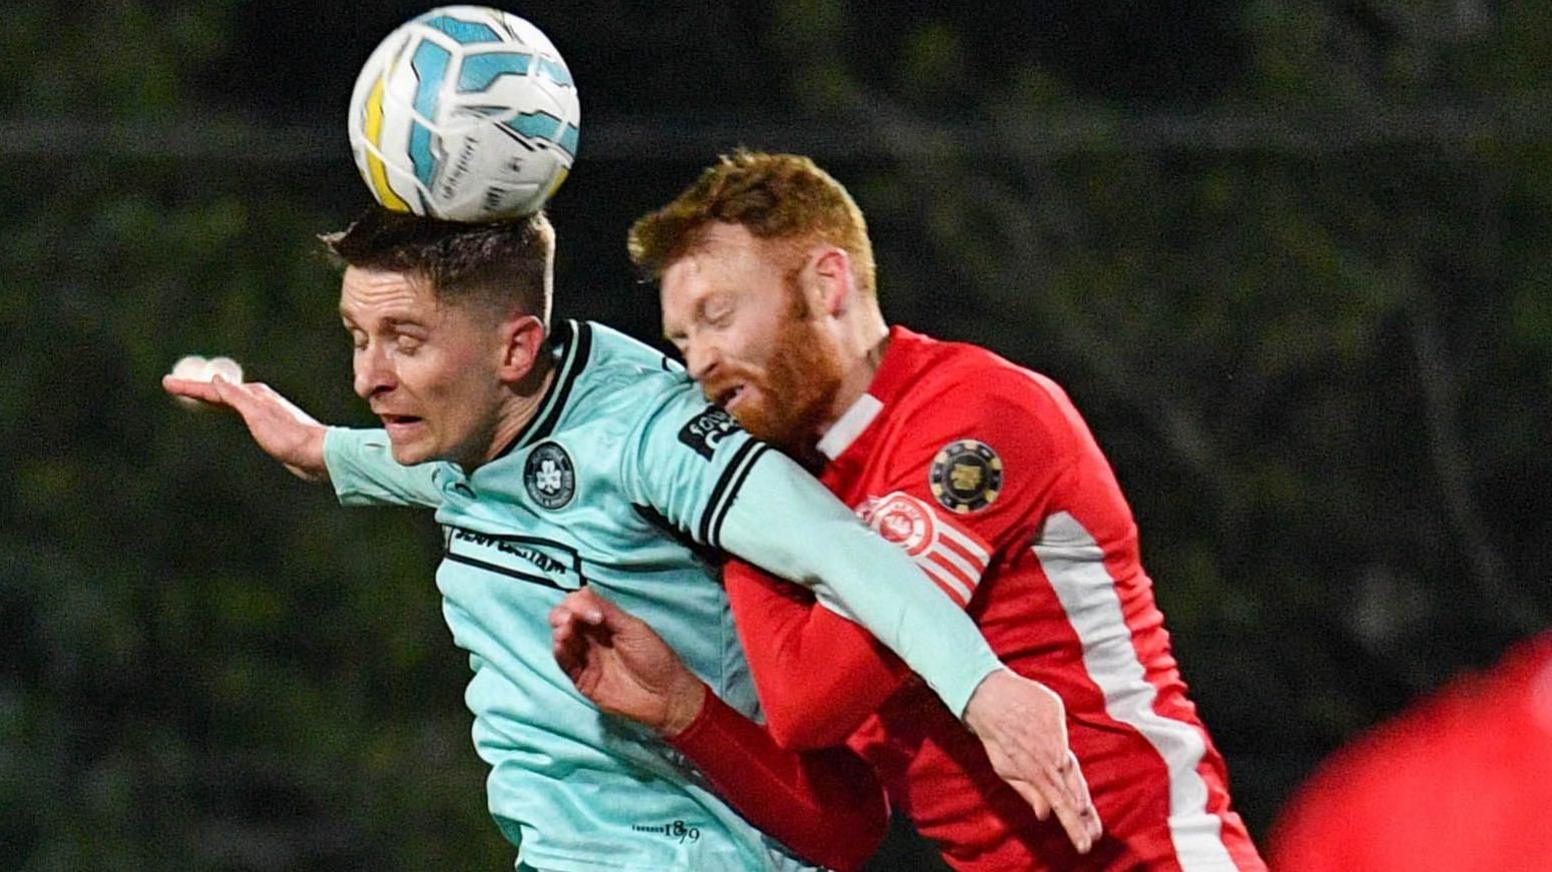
[553,152,1262,870]
[1270,631,1552,872]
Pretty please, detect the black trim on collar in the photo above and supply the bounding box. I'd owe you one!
[494,319,592,460]
[524,320,591,448]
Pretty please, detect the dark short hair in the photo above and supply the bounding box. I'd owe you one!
[322,205,554,323]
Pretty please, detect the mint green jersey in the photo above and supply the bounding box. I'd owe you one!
[323,321,1004,871]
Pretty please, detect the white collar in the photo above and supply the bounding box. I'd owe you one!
[816,393,884,460]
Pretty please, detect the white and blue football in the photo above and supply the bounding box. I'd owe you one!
[347,6,580,221]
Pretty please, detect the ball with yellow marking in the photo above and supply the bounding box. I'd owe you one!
[347,6,579,221]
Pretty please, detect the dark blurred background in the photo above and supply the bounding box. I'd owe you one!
[3,1,1550,869]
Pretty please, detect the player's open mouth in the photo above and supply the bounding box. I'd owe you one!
[717,385,747,410]
[381,414,424,433]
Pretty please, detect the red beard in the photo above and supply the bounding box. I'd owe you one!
[727,308,844,459]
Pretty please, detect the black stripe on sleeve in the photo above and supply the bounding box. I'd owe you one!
[697,439,761,547]
[708,444,770,551]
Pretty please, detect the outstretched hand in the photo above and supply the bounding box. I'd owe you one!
[163,375,329,482]
[963,669,1103,854]
[549,587,707,737]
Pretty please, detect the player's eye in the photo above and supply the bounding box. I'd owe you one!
[395,333,423,354]
[700,294,735,327]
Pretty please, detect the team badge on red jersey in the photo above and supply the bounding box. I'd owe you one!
[929,440,1003,513]
[857,492,938,557]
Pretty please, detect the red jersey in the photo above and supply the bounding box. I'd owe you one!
[1270,632,1552,872]
[724,327,1265,871]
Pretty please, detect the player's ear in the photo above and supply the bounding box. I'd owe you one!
[809,247,854,318]
[497,313,547,386]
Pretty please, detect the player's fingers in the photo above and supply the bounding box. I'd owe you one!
[1047,754,1087,812]
[549,612,577,644]
[242,382,287,416]
[548,601,578,629]
[247,382,284,401]
[1036,758,1096,855]
[1064,751,1103,840]
[209,376,264,421]
[554,589,604,625]
[1045,783,1095,855]
[584,587,636,626]
[562,588,607,625]
[1006,776,1051,821]
[553,605,614,656]
[162,376,225,405]
[548,606,577,644]
[551,633,582,677]
[247,382,323,427]
[1004,752,1091,854]
[551,619,599,679]
[1005,744,1085,836]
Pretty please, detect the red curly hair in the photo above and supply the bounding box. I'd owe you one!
[628,150,876,296]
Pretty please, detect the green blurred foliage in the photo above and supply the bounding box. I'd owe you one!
[2,6,508,870]
[3,2,1550,870]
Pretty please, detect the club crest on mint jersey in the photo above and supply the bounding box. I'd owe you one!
[322,320,821,872]
[524,440,576,509]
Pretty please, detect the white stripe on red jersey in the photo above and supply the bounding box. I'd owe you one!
[922,553,975,604]
[1036,510,1239,870]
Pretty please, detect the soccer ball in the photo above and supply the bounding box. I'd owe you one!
[347,6,580,221]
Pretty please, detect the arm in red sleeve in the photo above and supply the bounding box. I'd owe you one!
[668,684,888,872]
[724,370,1079,749]
[725,560,912,749]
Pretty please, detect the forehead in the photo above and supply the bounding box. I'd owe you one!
[339,266,438,321]
[661,225,786,310]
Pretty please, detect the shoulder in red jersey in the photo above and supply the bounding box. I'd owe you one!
[851,330,1092,606]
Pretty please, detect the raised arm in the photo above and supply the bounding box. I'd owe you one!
[163,373,442,508]
[322,427,443,509]
[164,374,329,482]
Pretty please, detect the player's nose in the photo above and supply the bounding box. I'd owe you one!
[683,340,721,383]
[353,344,396,399]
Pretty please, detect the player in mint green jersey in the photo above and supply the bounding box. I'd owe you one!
[164,207,1097,871]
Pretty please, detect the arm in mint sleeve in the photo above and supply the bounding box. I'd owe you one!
[323,427,444,509]
[618,387,994,714]
[716,451,1000,717]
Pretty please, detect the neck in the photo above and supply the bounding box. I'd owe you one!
[811,309,890,448]
[462,357,558,471]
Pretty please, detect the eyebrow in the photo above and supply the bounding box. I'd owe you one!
[338,310,426,330]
